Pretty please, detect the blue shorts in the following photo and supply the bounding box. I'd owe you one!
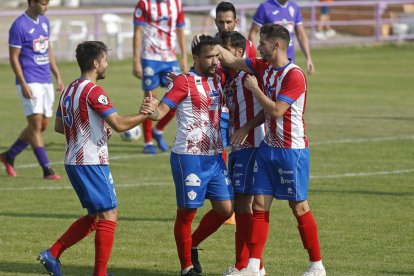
[321,6,331,15]
[228,148,258,194]
[65,165,118,214]
[170,153,233,208]
[220,112,230,148]
[251,142,310,201]
[141,59,181,91]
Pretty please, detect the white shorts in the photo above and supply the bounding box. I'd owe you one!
[17,83,55,118]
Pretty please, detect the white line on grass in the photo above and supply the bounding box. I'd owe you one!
[1,169,413,191]
[310,168,414,179]
[311,135,414,145]
[13,135,414,169]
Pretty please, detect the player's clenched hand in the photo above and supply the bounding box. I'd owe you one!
[140,92,159,115]
[133,61,143,79]
[244,75,259,92]
[56,77,65,93]
[21,83,33,99]
[166,72,178,83]
[231,125,249,147]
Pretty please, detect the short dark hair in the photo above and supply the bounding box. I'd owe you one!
[28,0,43,4]
[220,31,246,55]
[216,1,236,18]
[260,24,290,45]
[75,41,109,73]
[192,35,219,56]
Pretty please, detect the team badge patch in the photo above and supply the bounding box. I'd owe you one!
[289,6,295,18]
[98,95,109,105]
[135,8,142,18]
[42,22,48,33]
[187,190,197,201]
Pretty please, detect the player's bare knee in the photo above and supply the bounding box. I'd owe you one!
[289,200,309,217]
[98,209,118,222]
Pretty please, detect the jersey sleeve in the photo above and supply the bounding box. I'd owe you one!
[246,58,266,78]
[87,86,117,118]
[294,4,303,25]
[8,21,23,48]
[277,68,307,105]
[176,0,185,27]
[252,3,267,26]
[245,40,257,58]
[133,0,147,26]
[161,74,189,108]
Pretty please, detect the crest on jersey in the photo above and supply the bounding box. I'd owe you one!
[185,174,201,186]
[42,23,48,34]
[145,79,152,86]
[187,190,197,201]
[135,8,142,18]
[98,95,109,105]
[33,35,49,53]
[289,6,295,18]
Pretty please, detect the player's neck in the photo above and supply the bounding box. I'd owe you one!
[272,55,290,69]
[81,72,98,84]
[25,9,39,21]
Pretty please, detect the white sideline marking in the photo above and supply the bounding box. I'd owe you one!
[13,135,414,169]
[310,168,414,179]
[312,135,414,145]
[1,169,413,191]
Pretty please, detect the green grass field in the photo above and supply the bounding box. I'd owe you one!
[0,43,413,276]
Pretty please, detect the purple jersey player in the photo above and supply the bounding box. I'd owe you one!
[1,0,64,180]
[248,0,315,74]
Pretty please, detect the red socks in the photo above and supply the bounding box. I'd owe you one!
[191,210,229,247]
[235,212,252,270]
[143,119,153,143]
[155,109,176,131]
[248,211,269,260]
[49,215,98,258]
[174,209,197,270]
[94,220,117,276]
[297,211,321,262]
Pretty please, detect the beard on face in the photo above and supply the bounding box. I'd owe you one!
[203,65,217,77]
[97,69,106,80]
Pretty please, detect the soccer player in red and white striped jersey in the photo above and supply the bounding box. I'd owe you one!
[217,24,326,276]
[38,41,157,276]
[142,35,233,276]
[133,0,188,154]
[219,31,266,276]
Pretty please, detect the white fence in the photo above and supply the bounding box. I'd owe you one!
[0,0,413,61]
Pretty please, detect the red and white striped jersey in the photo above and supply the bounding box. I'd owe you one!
[161,69,226,155]
[56,79,116,165]
[246,58,309,149]
[225,71,265,152]
[133,0,185,61]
